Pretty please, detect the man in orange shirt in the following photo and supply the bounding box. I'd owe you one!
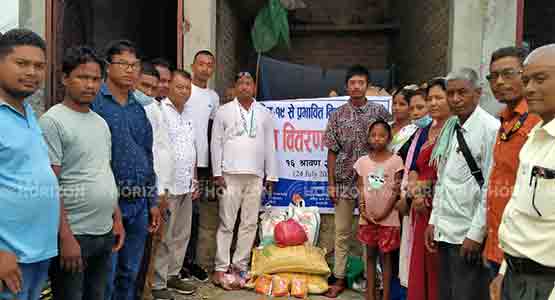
[483,46,542,279]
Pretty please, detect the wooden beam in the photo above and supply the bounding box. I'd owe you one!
[290,23,400,33]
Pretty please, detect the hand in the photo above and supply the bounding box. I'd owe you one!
[264,181,275,196]
[59,231,83,273]
[0,251,22,294]
[490,274,503,300]
[460,238,482,265]
[214,176,227,189]
[158,194,169,213]
[424,225,437,253]
[395,197,409,216]
[412,196,427,213]
[148,207,162,233]
[328,184,338,206]
[112,215,126,252]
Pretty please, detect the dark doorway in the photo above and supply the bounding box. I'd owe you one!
[48,0,179,106]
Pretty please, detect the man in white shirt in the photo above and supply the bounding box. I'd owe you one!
[151,70,199,299]
[424,68,499,300]
[179,50,219,282]
[133,62,174,299]
[490,44,555,300]
[211,71,278,289]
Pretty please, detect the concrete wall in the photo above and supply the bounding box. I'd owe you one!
[183,0,217,89]
[214,0,251,98]
[395,0,450,85]
[448,0,517,115]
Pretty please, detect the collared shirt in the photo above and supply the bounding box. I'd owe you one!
[211,99,278,180]
[499,119,555,270]
[430,106,499,244]
[142,100,174,195]
[323,100,391,199]
[91,84,157,209]
[188,84,220,168]
[484,100,541,263]
[160,98,196,195]
[0,98,60,263]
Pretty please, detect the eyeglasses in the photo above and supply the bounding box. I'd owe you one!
[236,72,253,80]
[486,68,522,82]
[110,61,141,71]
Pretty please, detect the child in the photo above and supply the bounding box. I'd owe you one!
[354,119,404,300]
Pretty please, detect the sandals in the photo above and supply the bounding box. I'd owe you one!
[324,283,346,298]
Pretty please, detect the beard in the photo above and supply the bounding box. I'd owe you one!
[2,85,36,100]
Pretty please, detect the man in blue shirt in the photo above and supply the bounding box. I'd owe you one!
[0,29,60,300]
[91,40,161,300]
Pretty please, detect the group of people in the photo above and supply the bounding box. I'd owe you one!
[324,46,555,300]
[1,26,555,300]
[0,28,277,300]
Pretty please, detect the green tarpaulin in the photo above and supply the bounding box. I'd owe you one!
[251,0,291,53]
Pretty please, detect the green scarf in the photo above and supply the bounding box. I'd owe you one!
[430,116,459,167]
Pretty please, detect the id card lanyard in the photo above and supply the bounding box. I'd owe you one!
[239,102,256,138]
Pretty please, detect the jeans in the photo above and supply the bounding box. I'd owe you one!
[487,260,501,282]
[105,200,149,300]
[0,259,50,300]
[50,232,114,300]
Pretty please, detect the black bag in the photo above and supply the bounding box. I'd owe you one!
[455,124,484,188]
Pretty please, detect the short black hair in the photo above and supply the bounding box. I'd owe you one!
[141,61,160,79]
[172,69,192,81]
[0,28,46,59]
[150,57,172,71]
[193,50,215,63]
[345,64,369,84]
[404,89,427,105]
[368,119,393,141]
[490,46,529,66]
[103,39,139,63]
[62,46,104,76]
[426,77,447,94]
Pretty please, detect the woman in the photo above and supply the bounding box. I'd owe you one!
[395,88,431,293]
[406,78,450,300]
[389,87,428,154]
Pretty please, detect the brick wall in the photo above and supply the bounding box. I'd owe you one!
[215,0,251,98]
[395,0,450,85]
[270,31,390,70]
[524,1,555,50]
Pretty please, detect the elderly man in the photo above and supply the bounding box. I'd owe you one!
[425,68,499,300]
[211,71,278,289]
[490,44,555,300]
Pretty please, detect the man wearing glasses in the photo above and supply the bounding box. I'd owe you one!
[91,40,161,300]
[491,44,555,300]
[482,47,542,282]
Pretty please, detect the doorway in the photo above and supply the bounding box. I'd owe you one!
[46,0,183,107]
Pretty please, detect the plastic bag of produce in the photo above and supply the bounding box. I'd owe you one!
[274,219,308,247]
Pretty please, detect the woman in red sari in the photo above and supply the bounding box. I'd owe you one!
[406,78,451,300]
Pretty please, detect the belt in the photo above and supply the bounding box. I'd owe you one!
[505,254,555,275]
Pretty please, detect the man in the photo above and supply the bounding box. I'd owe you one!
[152,70,199,299]
[179,50,219,282]
[323,65,391,298]
[39,46,125,300]
[424,68,499,300]
[133,62,173,300]
[151,58,171,101]
[211,71,278,289]
[0,28,60,300]
[91,40,161,300]
[490,44,555,300]
[483,47,541,279]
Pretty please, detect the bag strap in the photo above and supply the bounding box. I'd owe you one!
[455,124,484,188]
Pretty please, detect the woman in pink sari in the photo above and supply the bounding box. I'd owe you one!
[406,78,451,300]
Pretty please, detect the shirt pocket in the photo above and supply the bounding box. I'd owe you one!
[533,176,555,217]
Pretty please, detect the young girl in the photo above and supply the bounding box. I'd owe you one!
[354,120,404,300]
